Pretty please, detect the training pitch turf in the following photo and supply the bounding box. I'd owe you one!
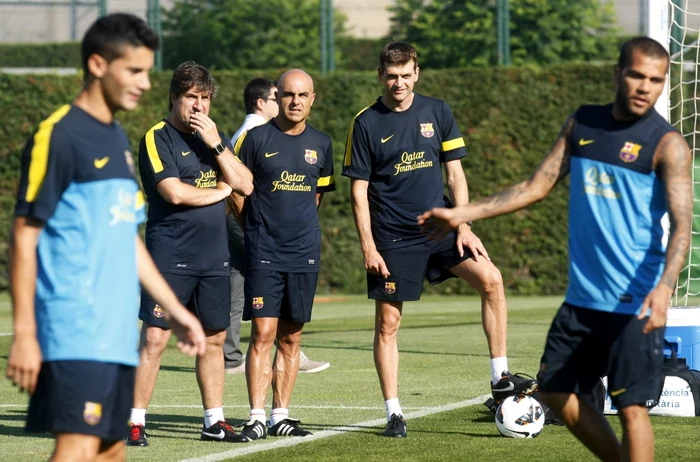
[0,295,697,461]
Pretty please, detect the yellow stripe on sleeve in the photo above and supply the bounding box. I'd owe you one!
[441,137,465,152]
[343,106,371,167]
[233,131,248,156]
[317,175,335,187]
[145,121,167,173]
[25,104,72,202]
[135,190,145,211]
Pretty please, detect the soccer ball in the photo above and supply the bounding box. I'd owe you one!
[495,395,545,438]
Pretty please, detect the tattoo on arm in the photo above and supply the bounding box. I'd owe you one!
[470,117,573,218]
[656,132,692,289]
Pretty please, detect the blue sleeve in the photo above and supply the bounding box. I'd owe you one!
[14,126,75,223]
[140,127,179,185]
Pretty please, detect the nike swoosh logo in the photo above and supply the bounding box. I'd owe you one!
[94,157,110,169]
[579,139,594,146]
[381,135,394,143]
[201,430,225,439]
[496,383,514,392]
[609,388,626,397]
[181,151,191,156]
[265,152,279,158]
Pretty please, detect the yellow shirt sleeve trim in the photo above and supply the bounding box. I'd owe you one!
[25,104,72,202]
[441,137,465,152]
[233,131,248,156]
[145,121,167,173]
[344,105,372,167]
[317,175,335,187]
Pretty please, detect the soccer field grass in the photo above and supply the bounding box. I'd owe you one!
[0,295,697,461]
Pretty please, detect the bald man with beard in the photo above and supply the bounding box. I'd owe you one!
[232,69,336,440]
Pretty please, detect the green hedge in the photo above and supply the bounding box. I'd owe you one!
[0,42,81,68]
[0,65,617,295]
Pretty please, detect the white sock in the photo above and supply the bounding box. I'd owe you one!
[204,407,224,428]
[269,408,289,427]
[129,408,146,426]
[249,408,266,423]
[385,398,402,421]
[490,357,508,385]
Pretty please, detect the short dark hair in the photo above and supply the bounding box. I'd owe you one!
[81,13,158,82]
[168,61,217,111]
[243,78,277,114]
[618,36,669,70]
[379,41,418,72]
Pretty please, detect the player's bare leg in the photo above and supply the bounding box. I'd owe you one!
[374,300,403,400]
[619,404,654,462]
[133,324,172,408]
[272,320,304,409]
[246,317,279,409]
[97,440,126,462]
[195,329,227,409]
[52,433,102,462]
[449,259,506,358]
[539,392,621,462]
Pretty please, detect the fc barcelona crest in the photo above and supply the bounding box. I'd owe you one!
[619,142,642,163]
[385,281,396,295]
[304,149,318,164]
[253,297,264,309]
[420,123,435,138]
[83,401,102,426]
[153,304,165,318]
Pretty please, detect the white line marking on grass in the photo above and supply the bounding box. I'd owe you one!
[0,332,13,337]
[180,394,491,462]
[0,404,422,411]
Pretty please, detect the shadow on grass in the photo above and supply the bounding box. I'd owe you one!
[0,410,51,438]
[144,413,248,440]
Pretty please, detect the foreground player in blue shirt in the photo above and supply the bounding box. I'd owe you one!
[233,69,335,440]
[419,37,691,461]
[6,13,206,462]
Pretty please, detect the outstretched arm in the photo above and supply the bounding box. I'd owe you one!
[418,117,574,231]
[638,131,692,333]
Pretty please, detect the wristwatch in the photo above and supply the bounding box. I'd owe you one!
[211,142,226,156]
[466,221,473,227]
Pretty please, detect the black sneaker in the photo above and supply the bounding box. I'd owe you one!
[381,414,407,438]
[268,418,313,437]
[239,419,267,440]
[125,423,148,447]
[201,420,249,443]
[491,371,538,401]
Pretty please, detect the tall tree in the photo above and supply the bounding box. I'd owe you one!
[388,0,621,67]
[162,0,346,70]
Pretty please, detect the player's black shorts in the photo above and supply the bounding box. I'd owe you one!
[244,269,318,323]
[538,302,664,408]
[139,273,231,331]
[367,233,472,302]
[26,360,135,441]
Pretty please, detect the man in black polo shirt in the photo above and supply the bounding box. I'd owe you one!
[127,62,254,445]
[234,69,335,440]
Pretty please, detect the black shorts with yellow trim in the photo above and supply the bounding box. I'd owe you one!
[26,360,135,441]
[367,233,472,302]
[244,269,319,324]
[537,303,664,408]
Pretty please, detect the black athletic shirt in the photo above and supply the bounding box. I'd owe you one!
[235,119,335,272]
[342,93,467,250]
[139,119,230,276]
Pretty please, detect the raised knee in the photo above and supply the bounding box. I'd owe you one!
[480,267,504,295]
